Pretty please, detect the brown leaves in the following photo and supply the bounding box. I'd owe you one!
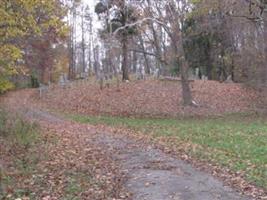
[0,113,129,199]
[37,80,261,117]
[34,122,129,199]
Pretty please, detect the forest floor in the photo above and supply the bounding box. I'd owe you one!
[0,80,266,199]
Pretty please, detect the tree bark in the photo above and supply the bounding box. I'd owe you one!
[264,7,267,84]
[171,25,193,105]
[81,11,86,73]
[93,45,100,79]
[132,50,137,73]
[121,35,130,81]
[179,56,193,106]
[138,35,151,74]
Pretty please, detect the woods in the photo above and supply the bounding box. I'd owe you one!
[2,0,266,104]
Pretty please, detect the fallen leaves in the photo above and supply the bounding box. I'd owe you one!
[0,80,265,199]
[36,80,261,118]
[0,114,130,199]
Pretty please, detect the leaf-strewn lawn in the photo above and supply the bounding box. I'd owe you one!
[70,113,267,190]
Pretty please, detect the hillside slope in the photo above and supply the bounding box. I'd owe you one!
[38,80,260,117]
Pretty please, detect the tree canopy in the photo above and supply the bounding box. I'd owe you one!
[0,0,67,93]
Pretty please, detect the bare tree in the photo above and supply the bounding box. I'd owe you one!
[81,5,86,74]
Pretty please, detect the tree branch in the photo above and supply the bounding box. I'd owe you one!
[128,48,168,65]
[112,17,167,35]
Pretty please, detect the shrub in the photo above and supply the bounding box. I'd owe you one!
[0,78,14,94]
[30,74,40,88]
[0,108,39,147]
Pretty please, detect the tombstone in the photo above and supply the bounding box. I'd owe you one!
[39,83,49,98]
[141,67,146,80]
[59,73,69,88]
[80,72,87,79]
[99,70,104,90]
[137,69,144,80]
[195,68,200,80]
[201,75,208,80]
[63,73,68,82]
[224,75,234,83]
[59,74,65,86]
[154,68,160,79]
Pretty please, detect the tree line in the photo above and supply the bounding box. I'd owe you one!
[0,0,266,105]
[0,0,68,92]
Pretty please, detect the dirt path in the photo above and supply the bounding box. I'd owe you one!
[21,107,249,200]
[0,90,253,199]
[92,132,249,200]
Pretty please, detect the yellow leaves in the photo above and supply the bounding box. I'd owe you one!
[190,0,202,5]
[189,0,221,18]
[0,78,14,93]
[0,0,68,91]
[0,0,67,43]
[0,44,21,93]
[0,45,22,61]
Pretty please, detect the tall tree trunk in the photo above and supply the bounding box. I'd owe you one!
[67,13,74,80]
[88,44,92,76]
[93,45,100,79]
[121,35,130,81]
[263,6,267,104]
[68,35,73,79]
[138,35,151,74]
[180,57,193,106]
[70,4,77,79]
[88,15,93,76]
[264,7,267,84]
[81,11,86,74]
[132,50,137,73]
[149,7,163,72]
[172,23,193,105]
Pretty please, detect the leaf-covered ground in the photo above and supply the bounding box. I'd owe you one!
[0,81,266,199]
[0,93,129,200]
[38,79,261,117]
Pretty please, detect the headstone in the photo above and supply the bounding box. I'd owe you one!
[141,67,146,80]
[80,72,87,79]
[195,68,200,80]
[154,68,160,79]
[201,75,207,80]
[59,73,70,88]
[224,75,233,83]
[39,83,49,98]
[59,74,65,86]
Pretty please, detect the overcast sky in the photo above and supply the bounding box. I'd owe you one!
[83,0,101,31]
[70,0,101,42]
[83,0,96,11]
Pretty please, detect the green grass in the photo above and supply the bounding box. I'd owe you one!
[0,108,39,147]
[0,108,41,199]
[69,113,267,190]
[64,172,91,200]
